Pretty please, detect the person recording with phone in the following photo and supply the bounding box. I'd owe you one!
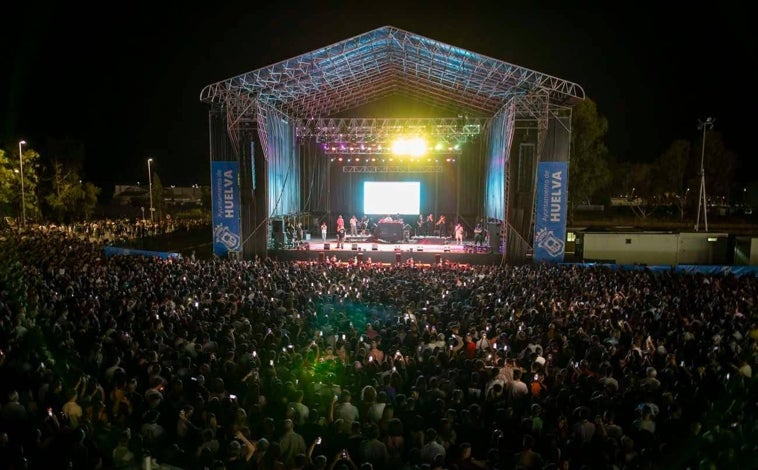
[325,448,357,470]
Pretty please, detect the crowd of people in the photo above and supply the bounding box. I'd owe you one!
[0,226,756,470]
[18,218,209,245]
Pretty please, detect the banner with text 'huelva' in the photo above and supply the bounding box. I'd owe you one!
[534,161,567,262]
[211,161,241,257]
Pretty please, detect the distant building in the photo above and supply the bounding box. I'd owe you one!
[112,185,148,206]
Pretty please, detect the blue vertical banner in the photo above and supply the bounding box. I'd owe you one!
[534,161,568,262]
[211,161,242,257]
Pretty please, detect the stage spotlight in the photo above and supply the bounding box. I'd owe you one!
[391,136,427,157]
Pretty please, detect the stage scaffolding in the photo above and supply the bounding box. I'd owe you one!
[200,25,583,261]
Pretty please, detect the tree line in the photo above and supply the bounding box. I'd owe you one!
[569,98,739,221]
[0,141,101,224]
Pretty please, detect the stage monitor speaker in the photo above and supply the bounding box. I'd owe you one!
[324,243,330,250]
[351,243,358,250]
[435,254,442,264]
[371,244,378,251]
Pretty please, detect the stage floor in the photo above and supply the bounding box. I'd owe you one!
[269,236,502,265]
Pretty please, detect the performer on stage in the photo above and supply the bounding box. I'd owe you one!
[425,213,435,236]
[321,222,327,242]
[349,215,358,236]
[367,218,377,235]
[336,214,345,232]
[336,225,346,249]
[286,219,296,243]
[455,221,464,245]
[474,220,486,246]
[417,214,424,236]
[436,214,448,237]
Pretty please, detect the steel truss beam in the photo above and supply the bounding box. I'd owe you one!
[340,165,444,173]
[296,117,485,152]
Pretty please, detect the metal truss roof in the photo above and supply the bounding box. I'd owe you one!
[296,117,486,154]
[200,25,584,119]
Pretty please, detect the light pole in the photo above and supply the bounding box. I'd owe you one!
[18,140,26,227]
[695,117,714,232]
[147,158,154,223]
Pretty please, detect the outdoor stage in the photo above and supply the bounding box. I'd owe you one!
[268,235,503,265]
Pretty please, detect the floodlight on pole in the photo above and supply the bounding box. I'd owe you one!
[147,158,154,223]
[695,117,714,232]
[18,140,26,228]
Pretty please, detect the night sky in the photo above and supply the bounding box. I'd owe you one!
[3,2,755,198]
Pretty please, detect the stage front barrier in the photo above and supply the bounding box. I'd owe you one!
[377,222,404,242]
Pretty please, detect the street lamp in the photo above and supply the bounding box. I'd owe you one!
[695,117,714,232]
[147,158,154,223]
[18,140,26,228]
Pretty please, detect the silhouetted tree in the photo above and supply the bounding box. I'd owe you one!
[653,139,692,220]
[569,97,612,218]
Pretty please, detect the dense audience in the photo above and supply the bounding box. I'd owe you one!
[27,217,209,245]
[0,227,756,470]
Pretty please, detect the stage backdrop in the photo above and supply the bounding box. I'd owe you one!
[534,161,568,262]
[211,161,242,257]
